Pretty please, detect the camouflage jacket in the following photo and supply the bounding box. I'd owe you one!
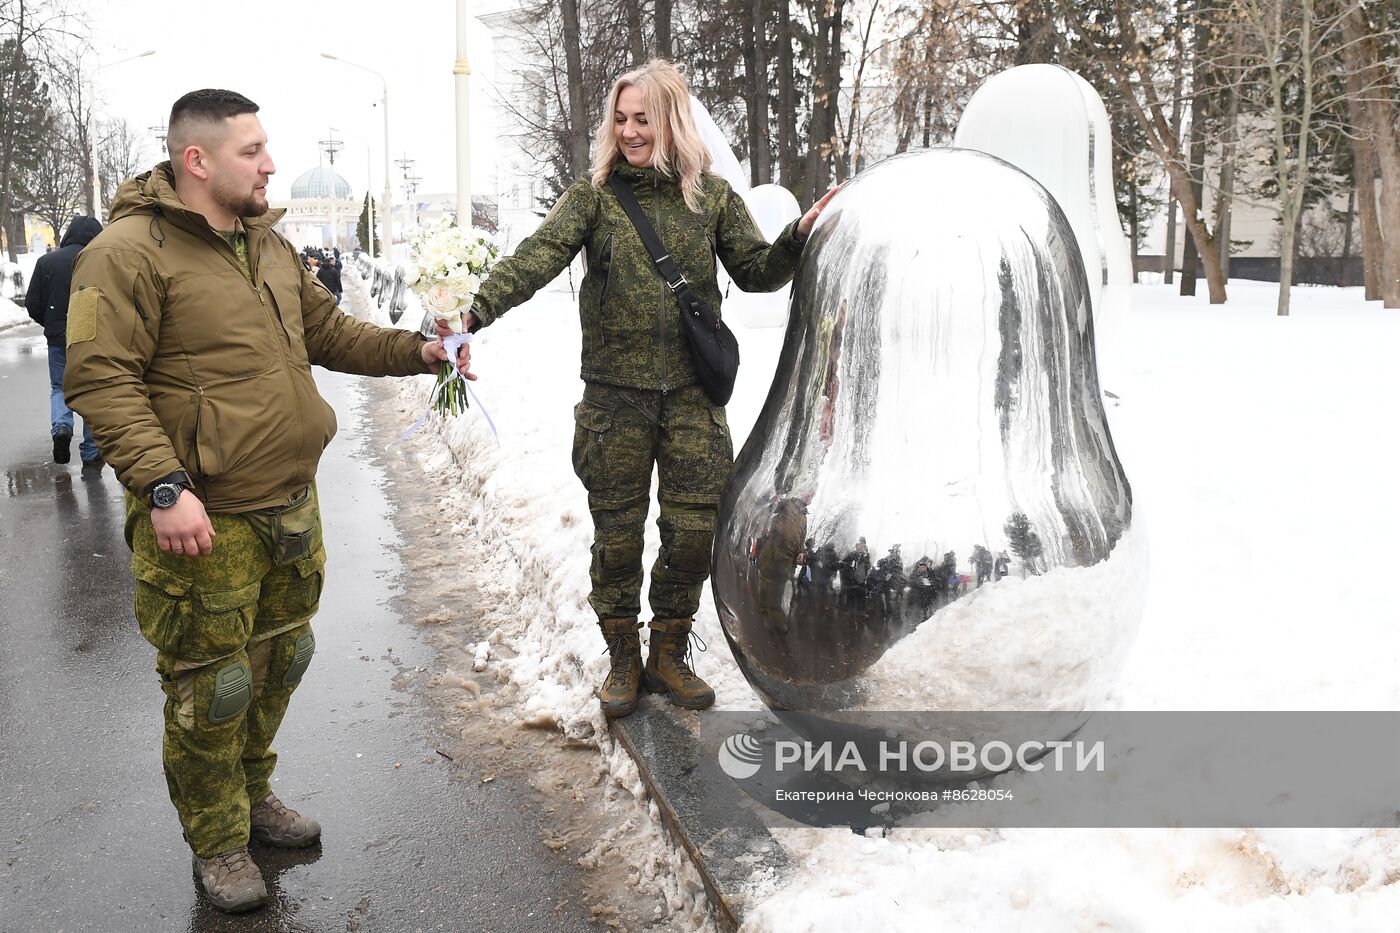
[470,163,806,392]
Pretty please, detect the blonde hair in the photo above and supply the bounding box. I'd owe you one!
[591,59,712,213]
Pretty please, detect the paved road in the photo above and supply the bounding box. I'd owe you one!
[0,323,600,932]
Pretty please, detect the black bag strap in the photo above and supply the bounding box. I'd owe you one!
[608,173,694,302]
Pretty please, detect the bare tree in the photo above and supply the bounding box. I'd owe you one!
[25,111,81,237]
[1232,0,1320,316]
[560,0,591,180]
[1339,2,1399,307]
[1072,0,1230,303]
[96,114,148,211]
[802,0,846,201]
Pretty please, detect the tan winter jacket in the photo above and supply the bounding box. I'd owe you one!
[65,162,430,512]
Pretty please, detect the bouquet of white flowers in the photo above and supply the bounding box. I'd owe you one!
[403,216,500,415]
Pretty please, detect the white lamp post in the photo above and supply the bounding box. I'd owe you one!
[455,0,472,225]
[321,52,392,260]
[90,49,156,221]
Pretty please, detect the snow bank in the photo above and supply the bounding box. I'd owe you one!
[389,274,1400,931]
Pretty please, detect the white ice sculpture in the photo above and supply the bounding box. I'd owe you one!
[953,64,1133,356]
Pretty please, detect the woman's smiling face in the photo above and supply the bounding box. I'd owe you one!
[614,84,654,167]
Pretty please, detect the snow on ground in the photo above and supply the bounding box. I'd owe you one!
[0,297,30,329]
[374,269,1400,931]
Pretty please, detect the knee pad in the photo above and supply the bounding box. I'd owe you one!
[282,630,316,687]
[207,660,252,723]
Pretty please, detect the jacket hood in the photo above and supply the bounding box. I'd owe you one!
[59,215,103,248]
[108,161,285,231]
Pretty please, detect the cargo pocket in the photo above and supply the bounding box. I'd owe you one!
[132,553,193,655]
[286,545,328,621]
[571,401,614,491]
[182,580,261,666]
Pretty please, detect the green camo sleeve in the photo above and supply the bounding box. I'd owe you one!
[714,181,805,294]
[471,180,597,328]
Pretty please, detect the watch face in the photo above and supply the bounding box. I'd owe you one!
[153,485,180,509]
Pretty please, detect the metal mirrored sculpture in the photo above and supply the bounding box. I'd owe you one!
[712,148,1146,716]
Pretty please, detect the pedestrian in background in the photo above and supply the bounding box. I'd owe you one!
[25,215,104,466]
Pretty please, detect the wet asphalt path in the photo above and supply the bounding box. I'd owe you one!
[0,323,599,932]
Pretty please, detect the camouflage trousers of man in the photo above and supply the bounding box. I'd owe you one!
[571,383,734,621]
[124,486,326,859]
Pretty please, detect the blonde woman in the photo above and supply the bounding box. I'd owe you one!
[453,59,838,717]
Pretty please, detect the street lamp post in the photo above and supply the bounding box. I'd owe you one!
[90,50,156,221]
[454,0,472,225]
[321,53,392,261]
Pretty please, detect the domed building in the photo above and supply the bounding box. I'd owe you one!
[271,165,360,250]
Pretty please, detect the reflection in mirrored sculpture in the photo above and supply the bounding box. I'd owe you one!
[712,148,1147,717]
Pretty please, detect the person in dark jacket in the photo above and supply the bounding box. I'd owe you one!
[25,215,104,465]
[315,253,342,304]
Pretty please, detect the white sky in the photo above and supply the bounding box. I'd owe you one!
[83,0,508,204]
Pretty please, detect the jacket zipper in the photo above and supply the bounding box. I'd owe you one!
[193,385,210,498]
[654,177,667,395]
[599,232,612,348]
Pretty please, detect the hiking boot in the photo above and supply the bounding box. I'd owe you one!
[250,792,321,848]
[598,616,643,718]
[642,618,715,710]
[191,846,267,913]
[52,428,72,464]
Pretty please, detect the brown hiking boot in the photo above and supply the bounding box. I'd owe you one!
[191,846,267,913]
[598,617,644,718]
[643,618,715,710]
[250,792,321,848]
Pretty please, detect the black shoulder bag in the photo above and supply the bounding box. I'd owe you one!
[608,174,739,407]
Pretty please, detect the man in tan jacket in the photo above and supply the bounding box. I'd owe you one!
[64,89,471,913]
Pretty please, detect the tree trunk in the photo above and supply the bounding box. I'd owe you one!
[1354,134,1382,300]
[560,0,590,180]
[742,0,760,185]
[1093,0,1227,302]
[1129,180,1140,280]
[655,0,672,58]
[1162,0,1188,285]
[1342,4,1400,307]
[1266,0,1315,317]
[1180,8,1210,298]
[741,0,772,186]
[776,0,798,189]
[1216,51,1240,279]
[1340,185,1354,287]
[624,0,645,65]
[803,0,846,202]
[751,0,771,184]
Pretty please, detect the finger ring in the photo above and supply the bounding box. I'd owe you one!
[172,545,184,552]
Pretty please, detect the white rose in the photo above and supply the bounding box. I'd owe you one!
[425,283,461,322]
[402,266,420,286]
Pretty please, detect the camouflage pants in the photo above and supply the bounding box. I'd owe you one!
[125,487,326,859]
[571,383,733,621]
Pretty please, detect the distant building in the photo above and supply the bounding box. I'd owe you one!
[272,166,359,250]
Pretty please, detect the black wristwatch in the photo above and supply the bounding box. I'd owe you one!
[145,471,192,509]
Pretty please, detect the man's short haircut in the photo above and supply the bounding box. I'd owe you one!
[166,89,260,163]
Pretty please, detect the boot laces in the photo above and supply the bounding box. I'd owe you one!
[602,632,640,683]
[666,630,708,683]
[212,848,254,874]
